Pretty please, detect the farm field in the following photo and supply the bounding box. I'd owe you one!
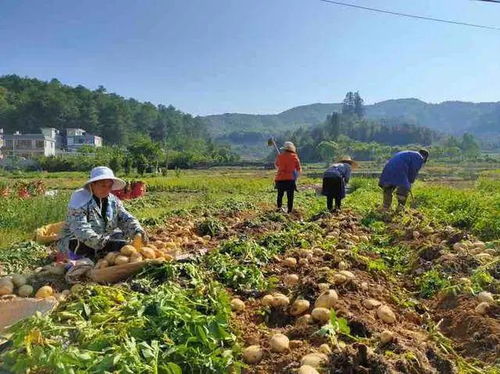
[0,167,498,373]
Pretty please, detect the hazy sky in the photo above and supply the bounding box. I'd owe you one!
[1,0,499,115]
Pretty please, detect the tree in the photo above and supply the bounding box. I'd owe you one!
[461,133,480,158]
[353,92,364,118]
[317,141,339,165]
[342,92,355,116]
[326,113,341,140]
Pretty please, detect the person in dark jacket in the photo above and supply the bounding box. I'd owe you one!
[378,149,429,210]
[275,141,302,213]
[321,156,357,212]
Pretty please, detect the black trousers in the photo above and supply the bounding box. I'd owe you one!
[322,175,343,211]
[276,180,295,213]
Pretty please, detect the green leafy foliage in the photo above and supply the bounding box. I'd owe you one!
[2,284,240,374]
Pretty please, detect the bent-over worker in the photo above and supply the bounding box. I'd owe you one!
[58,166,147,260]
[322,156,357,212]
[378,149,429,211]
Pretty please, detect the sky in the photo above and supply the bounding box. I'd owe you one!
[0,0,499,115]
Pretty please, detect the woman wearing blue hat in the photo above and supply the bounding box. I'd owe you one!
[57,166,147,260]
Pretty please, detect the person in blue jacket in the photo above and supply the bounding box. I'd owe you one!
[322,156,357,212]
[379,149,429,210]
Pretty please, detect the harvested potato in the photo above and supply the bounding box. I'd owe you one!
[380,330,394,344]
[129,253,143,263]
[104,251,120,264]
[270,333,289,353]
[262,294,275,307]
[95,259,109,269]
[311,307,331,324]
[298,365,320,374]
[314,290,338,309]
[338,261,349,270]
[377,305,396,324]
[272,293,290,308]
[114,255,129,265]
[140,247,156,259]
[317,283,330,291]
[242,345,264,364]
[296,314,312,326]
[319,344,332,354]
[362,298,382,309]
[300,353,328,368]
[120,245,137,256]
[477,291,494,303]
[35,285,54,299]
[230,298,245,312]
[312,248,324,256]
[0,278,14,296]
[17,284,34,297]
[282,257,297,267]
[475,302,489,315]
[11,274,27,288]
[290,299,310,316]
[332,274,347,285]
[283,274,299,286]
[339,270,355,280]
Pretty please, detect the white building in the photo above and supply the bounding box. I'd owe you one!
[65,128,103,152]
[1,128,57,158]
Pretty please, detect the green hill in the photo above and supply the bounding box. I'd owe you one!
[203,99,500,138]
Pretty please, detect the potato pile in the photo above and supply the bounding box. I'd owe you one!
[0,275,61,300]
[95,235,176,269]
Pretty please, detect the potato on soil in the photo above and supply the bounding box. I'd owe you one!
[314,290,338,309]
[282,257,297,267]
[17,284,34,297]
[379,330,394,344]
[242,345,264,364]
[338,261,349,270]
[298,365,320,374]
[129,253,143,263]
[338,270,355,279]
[120,245,137,256]
[332,274,347,285]
[477,291,494,303]
[261,294,275,307]
[377,305,396,324]
[271,293,290,307]
[319,344,332,354]
[296,314,312,326]
[362,298,382,309]
[11,274,27,288]
[35,286,54,299]
[290,299,310,316]
[311,307,331,324]
[300,353,328,368]
[475,302,489,315]
[270,333,289,352]
[283,274,299,286]
[230,298,245,312]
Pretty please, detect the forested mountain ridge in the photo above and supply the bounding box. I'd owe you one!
[0,75,210,150]
[202,99,500,137]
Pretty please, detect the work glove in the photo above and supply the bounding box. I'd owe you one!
[135,230,149,246]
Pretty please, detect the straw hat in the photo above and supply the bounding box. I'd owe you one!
[280,141,296,152]
[338,156,358,168]
[84,166,126,190]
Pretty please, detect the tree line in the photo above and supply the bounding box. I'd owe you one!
[0,75,238,170]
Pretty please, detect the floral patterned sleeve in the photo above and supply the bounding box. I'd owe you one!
[116,199,144,239]
[67,208,109,250]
